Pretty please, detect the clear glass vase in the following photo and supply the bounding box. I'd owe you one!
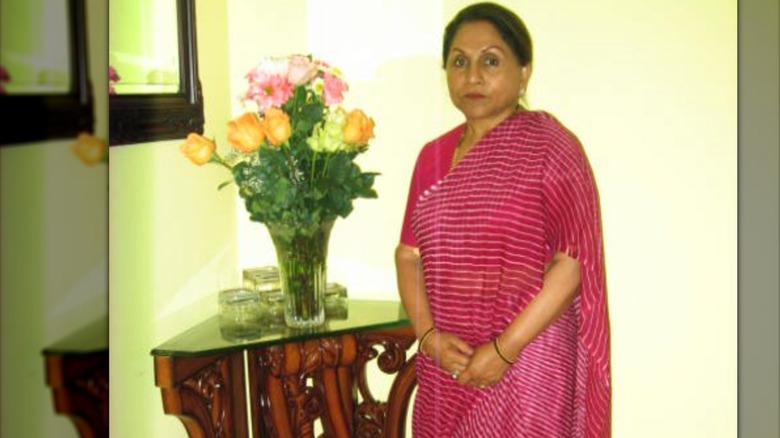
[266,221,334,329]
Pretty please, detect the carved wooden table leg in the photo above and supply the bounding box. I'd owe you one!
[248,334,358,438]
[154,351,248,438]
[247,327,418,438]
[382,351,418,438]
[355,326,417,438]
[44,351,109,438]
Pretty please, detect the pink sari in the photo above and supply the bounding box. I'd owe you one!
[400,111,610,437]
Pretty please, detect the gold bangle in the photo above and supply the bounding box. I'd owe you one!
[418,326,436,355]
[493,337,515,365]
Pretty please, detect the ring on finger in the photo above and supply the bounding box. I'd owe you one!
[451,371,459,379]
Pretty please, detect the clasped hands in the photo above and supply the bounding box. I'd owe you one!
[420,330,512,390]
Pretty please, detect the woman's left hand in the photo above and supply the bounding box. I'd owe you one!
[456,341,511,389]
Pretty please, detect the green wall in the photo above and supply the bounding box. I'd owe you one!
[0,0,108,436]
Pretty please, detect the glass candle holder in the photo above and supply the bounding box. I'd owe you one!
[218,288,262,342]
[243,266,281,293]
[325,282,349,320]
[260,289,286,334]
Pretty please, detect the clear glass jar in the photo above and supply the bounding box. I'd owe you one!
[260,290,286,334]
[325,282,348,320]
[243,266,281,293]
[218,288,262,342]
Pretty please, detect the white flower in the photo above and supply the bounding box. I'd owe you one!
[310,77,325,98]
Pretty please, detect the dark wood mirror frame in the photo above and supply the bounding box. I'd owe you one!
[108,0,205,146]
[0,0,94,146]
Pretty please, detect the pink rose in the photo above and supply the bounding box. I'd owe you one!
[109,65,120,95]
[322,72,347,106]
[109,65,120,82]
[245,58,288,83]
[1,65,10,94]
[287,55,318,86]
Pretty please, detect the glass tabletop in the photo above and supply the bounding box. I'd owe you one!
[151,299,410,357]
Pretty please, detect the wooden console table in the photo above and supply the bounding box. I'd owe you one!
[43,316,109,438]
[151,300,419,437]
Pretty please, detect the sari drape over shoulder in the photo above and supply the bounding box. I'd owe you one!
[400,111,610,437]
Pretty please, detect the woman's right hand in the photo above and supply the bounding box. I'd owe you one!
[420,330,474,378]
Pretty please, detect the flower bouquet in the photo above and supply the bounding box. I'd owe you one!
[180,55,378,328]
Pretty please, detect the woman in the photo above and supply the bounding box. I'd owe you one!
[396,3,611,436]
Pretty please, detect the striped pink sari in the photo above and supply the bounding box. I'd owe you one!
[400,111,610,437]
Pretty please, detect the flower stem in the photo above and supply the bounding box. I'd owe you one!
[210,153,233,171]
[321,153,331,179]
[310,151,318,181]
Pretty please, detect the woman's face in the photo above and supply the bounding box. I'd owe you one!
[446,20,531,126]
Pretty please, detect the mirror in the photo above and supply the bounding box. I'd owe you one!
[0,0,93,145]
[0,0,71,95]
[109,0,179,95]
[108,0,204,146]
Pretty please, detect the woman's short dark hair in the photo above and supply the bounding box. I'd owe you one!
[442,2,533,68]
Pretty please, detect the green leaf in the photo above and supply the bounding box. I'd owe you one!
[217,180,233,191]
[301,102,324,122]
[232,161,250,184]
[295,121,313,136]
[273,178,291,204]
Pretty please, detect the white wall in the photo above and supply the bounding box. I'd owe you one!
[109,0,737,436]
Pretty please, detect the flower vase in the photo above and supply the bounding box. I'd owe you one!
[266,221,334,329]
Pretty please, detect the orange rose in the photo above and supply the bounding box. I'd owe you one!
[227,112,264,153]
[179,133,216,165]
[262,108,292,146]
[71,132,107,165]
[342,109,374,145]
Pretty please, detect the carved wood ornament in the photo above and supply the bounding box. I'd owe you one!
[45,352,109,438]
[155,352,248,438]
[156,326,418,437]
